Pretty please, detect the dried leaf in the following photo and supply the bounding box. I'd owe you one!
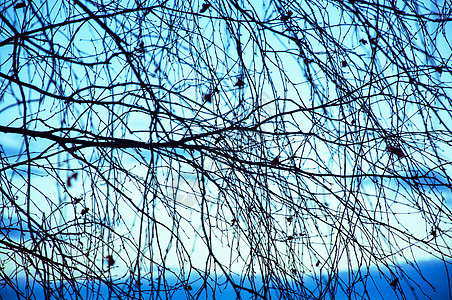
[359,38,368,45]
[14,2,26,9]
[235,78,245,88]
[199,3,210,13]
[387,145,405,158]
[81,207,89,215]
[204,92,212,102]
[281,11,292,22]
[73,197,83,204]
[342,60,347,67]
[67,172,78,187]
[433,66,443,74]
[431,227,437,238]
[389,278,399,289]
[136,41,145,53]
[270,156,280,166]
[106,255,115,267]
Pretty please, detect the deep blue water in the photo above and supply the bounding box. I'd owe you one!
[1,259,451,299]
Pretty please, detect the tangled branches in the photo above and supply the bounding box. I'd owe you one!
[1,0,452,299]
